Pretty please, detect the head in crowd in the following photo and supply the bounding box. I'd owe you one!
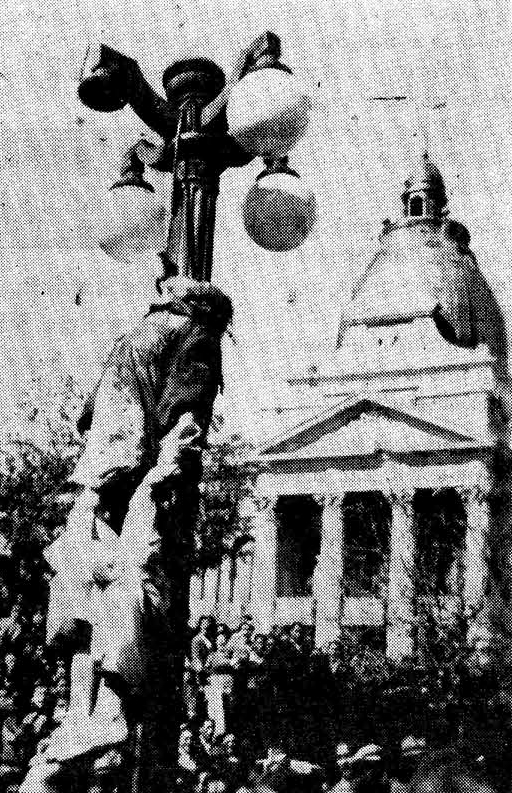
[289,623,304,645]
[327,640,342,660]
[252,634,266,656]
[197,615,216,640]
[221,733,237,757]
[266,740,288,761]
[200,719,215,744]
[217,623,230,640]
[336,742,352,775]
[178,728,195,759]
[197,773,228,793]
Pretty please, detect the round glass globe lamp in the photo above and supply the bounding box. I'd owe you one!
[226,68,311,158]
[98,185,168,264]
[243,167,316,252]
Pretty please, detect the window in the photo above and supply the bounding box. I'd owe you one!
[343,493,391,597]
[415,488,465,597]
[409,196,423,216]
[276,496,321,596]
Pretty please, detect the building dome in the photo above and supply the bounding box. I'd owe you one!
[341,159,505,361]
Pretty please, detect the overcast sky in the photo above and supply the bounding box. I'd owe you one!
[0,0,511,440]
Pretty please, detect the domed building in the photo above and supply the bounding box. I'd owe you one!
[190,155,511,659]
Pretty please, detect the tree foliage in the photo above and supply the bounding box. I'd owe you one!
[194,433,259,570]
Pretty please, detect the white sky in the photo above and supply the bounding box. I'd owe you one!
[0,0,511,441]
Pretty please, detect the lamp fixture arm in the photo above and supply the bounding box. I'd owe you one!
[200,31,285,127]
[78,43,177,138]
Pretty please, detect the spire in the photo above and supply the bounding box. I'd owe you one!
[401,151,447,219]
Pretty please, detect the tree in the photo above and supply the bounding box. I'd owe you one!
[0,374,82,705]
[194,433,259,570]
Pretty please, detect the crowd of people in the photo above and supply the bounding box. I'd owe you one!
[0,600,510,793]
[179,615,512,793]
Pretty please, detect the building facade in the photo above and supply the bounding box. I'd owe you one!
[190,155,512,659]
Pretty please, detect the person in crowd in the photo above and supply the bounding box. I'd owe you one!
[191,617,216,674]
[20,686,49,761]
[197,772,228,793]
[2,656,16,690]
[213,733,248,793]
[190,616,217,721]
[388,736,427,793]
[176,727,200,793]
[308,641,349,770]
[204,632,237,736]
[226,621,254,666]
[196,718,218,768]
[279,623,311,755]
[245,633,267,722]
[342,744,386,793]
[0,609,22,659]
[0,693,28,793]
[0,655,16,719]
[252,740,324,793]
[327,742,354,793]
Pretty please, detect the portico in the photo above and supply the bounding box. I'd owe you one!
[249,400,493,654]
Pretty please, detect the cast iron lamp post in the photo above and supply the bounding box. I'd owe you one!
[75,32,314,793]
[78,31,316,274]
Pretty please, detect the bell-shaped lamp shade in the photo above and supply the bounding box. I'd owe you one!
[243,171,316,252]
[98,185,167,264]
[226,69,311,158]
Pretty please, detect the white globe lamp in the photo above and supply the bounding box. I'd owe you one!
[98,184,167,264]
[226,67,311,158]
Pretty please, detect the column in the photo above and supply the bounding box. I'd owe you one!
[386,489,416,661]
[458,484,491,642]
[313,495,344,647]
[218,555,232,604]
[250,495,278,632]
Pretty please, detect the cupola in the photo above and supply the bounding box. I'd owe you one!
[401,151,447,219]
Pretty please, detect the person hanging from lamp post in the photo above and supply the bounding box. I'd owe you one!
[20,274,233,793]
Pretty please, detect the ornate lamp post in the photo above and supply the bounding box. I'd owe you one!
[65,30,315,793]
[79,31,316,275]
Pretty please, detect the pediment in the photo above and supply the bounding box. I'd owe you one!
[259,397,487,459]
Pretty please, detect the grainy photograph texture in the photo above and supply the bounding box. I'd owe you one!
[0,1,511,793]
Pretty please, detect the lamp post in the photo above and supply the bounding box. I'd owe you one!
[74,31,314,793]
[79,31,315,277]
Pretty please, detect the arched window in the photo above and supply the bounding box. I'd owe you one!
[409,195,423,217]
